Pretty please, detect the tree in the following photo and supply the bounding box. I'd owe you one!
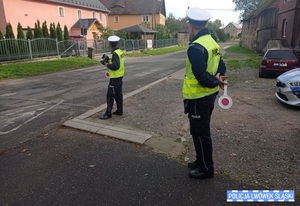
[114,31,128,39]
[97,24,114,39]
[5,22,15,39]
[0,30,3,39]
[26,26,33,40]
[56,22,63,41]
[208,20,222,32]
[208,28,219,42]
[165,13,180,38]
[155,24,170,39]
[34,20,43,38]
[63,25,70,40]
[17,22,25,39]
[42,21,50,38]
[207,19,227,42]
[232,0,268,19]
[50,23,57,39]
[216,29,230,42]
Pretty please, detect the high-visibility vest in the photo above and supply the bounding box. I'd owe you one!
[182,34,220,99]
[109,49,125,78]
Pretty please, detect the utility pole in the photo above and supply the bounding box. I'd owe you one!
[152,0,155,29]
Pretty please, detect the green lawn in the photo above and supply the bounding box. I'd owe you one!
[0,57,99,79]
[0,45,260,80]
[223,45,261,69]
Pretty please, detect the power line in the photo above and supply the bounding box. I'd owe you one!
[202,8,235,11]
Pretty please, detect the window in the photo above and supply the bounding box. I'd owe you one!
[114,16,119,23]
[92,11,96,18]
[99,13,103,21]
[78,10,82,19]
[265,50,296,59]
[59,7,64,17]
[297,18,300,39]
[282,19,288,38]
[142,15,149,22]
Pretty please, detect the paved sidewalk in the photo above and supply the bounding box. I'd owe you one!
[63,68,185,145]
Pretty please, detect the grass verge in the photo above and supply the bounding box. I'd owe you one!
[223,45,261,70]
[0,46,187,80]
[0,57,99,79]
[0,45,259,80]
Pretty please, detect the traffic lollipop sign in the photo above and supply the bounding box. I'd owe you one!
[218,80,233,109]
[105,71,109,78]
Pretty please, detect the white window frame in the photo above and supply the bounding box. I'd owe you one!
[78,10,82,19]
[142,15,149,22]
[282,19,288,38]
[58,7,64,17]
[92,11,96,18]
[99,13,103,21]
[114,16,119,23]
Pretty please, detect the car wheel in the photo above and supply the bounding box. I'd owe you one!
[259,70,264,78]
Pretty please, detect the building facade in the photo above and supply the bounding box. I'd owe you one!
[223,22,242,38]
[0,0,109,40]
[241,0,300,52]
[100,0,166,31]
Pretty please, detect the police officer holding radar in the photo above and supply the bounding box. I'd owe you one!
[100,35,125,120]
[183,8,227,179]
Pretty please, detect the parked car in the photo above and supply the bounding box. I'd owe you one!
[259,48,299,78]
[275,68,300,106]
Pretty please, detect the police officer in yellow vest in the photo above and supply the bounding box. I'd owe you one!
[100,35,125,120]
[183,8,227,179]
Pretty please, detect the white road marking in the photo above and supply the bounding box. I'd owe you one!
[133,68,165,77]
[0,100,64,135]
[0,93,17,97]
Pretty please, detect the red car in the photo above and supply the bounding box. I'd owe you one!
[259,48,299,78]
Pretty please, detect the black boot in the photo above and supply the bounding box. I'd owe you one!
[189,168,214,179]
[99,114,112,120]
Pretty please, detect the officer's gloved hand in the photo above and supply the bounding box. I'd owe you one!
[100,54,109,65]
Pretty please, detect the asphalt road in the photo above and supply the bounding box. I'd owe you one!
[1,42,270,206]
[0,51,186,151]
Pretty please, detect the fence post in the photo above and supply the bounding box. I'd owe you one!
[28,39,33,59]
[55,38,59,57]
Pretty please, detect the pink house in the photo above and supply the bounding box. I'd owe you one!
[0,0,110,40]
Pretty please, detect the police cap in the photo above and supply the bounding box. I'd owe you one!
[108,35,120,42]
[187,8,212,26]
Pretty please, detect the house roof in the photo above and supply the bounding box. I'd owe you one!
[225,22,242,29]
[49,0,109,12]
[119,24,157,33]
[72,18,101,29]
[101,0,166,17]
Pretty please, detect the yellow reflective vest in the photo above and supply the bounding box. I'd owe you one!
[109,49,125,78]
[182,34,220,99]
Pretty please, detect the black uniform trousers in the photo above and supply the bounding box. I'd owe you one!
[105,77,123,116]
[185,93,217,172]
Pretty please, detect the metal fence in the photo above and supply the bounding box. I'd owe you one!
[0,38,179,62]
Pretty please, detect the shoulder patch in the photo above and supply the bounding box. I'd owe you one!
[190,42,205,54]
[189,43,195,48]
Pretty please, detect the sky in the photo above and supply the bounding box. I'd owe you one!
[164,0,242,26]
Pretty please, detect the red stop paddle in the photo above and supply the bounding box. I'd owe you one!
[105,72,109,78]
[218,80,233,109]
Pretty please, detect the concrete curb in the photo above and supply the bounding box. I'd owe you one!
[63,68,185,144]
